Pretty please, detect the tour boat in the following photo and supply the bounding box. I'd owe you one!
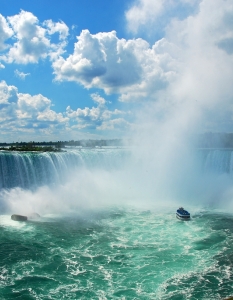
[11,214,27,221]
[176,207,190,220]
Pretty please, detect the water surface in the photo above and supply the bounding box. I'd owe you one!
[1,208,233,299]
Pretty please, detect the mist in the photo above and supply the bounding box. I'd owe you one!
[126,0,233,210]
[1,136,233,217]
[1,0,233,216]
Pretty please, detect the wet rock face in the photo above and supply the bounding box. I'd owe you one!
[11,214,27,221]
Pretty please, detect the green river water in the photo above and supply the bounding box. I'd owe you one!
[1,208,233,299]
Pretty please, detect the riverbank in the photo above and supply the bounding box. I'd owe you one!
[0,146,62,152]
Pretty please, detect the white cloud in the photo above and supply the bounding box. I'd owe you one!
[14,69,30,80]
[125,0,201,35]
[0,81,68,133]
[66,93,130,130]
[0,80,18,104]
[43,19,69,41]
[0,14,13,51]
[6,11,50,64]
[97,118,131,131]
[0,81,131,136]
[53,30,171,100]
[17,93,68,127]
[125,0,165,34]
[53,29,144,90]
[0,10,69,64]
[0,81,18,125]
[17,93,52,118]
[91,93,106,105]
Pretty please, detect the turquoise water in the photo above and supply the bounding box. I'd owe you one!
[1,209,233,299]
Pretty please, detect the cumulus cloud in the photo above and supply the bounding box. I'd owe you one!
[66,93,130,130]
[14,69,30,80]
[6,11,50,63]
[16,93,68,130]
[0,10,69,64]
[43,19,69,41]
[53,30,171,99]
[125,0,165,34]
[0,81,68,134]
[53,30,136,90]
[0,80,18,105]
[97,118,131,131]
[91,93,106,105]
[125,0,201,35]
[0,81,18,126]
[0,14,13,51]
[0,81,131,137]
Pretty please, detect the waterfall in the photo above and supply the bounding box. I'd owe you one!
[0,148,129,190]
[199,149,233,174]
[1,147,233,192]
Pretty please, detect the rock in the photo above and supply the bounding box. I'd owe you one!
[11,214,27,221]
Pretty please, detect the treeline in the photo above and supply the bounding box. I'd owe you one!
[2,133,233,149]
[0,139,126,148]
[63,139,126,147]
[4,145,61,152]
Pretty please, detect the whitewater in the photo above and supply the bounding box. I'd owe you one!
[1,147,233,299]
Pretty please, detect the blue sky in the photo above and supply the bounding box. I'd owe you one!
[0,0,233,142]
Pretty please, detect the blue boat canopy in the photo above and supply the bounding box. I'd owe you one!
[176,207,190,220]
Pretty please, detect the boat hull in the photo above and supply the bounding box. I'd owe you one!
[176,213,190,220]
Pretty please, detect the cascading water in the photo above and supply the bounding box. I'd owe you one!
[199,149,233,174]
[0,147,130,190]
[1,147,233,299]
[1,148,233,190]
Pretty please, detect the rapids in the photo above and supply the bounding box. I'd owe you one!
[0,208,233,299]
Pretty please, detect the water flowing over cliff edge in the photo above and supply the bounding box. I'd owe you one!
[1,147,233,212]
[1,147,233,188]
